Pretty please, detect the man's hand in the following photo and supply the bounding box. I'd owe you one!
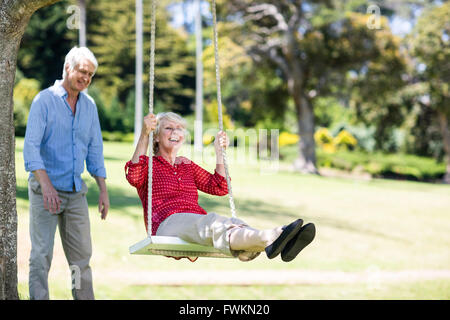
[98,189,110,220]
[33,169,61,214]
[42,183,62,214]
[94,176,109,220]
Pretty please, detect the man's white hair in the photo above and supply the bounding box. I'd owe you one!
[62,46,98,79]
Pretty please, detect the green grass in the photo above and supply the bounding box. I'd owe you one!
[14,138,450,299]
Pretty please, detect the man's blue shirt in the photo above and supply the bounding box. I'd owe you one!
[24,80,106,192]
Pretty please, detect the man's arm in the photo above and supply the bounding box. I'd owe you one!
[25,93,62,214]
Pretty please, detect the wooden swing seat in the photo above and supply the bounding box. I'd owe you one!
[129,236,233,258]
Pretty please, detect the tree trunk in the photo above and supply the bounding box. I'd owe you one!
[0,0,61,300]
[289,77,318,174]
[437,110,450,184]
[0,21,24,304]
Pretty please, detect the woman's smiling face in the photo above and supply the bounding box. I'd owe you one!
[156,119,185,154]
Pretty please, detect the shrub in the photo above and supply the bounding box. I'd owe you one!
[334,130,358,150]
[203,133,215,146]
[14,78,40,136]
[316,149,446,181]
[314,127,334,145]
[204,101,234,130]
[315,127,337,153]
[331,123,376,152]
[279,131,299,147]
[102,131,134,143]
[322,143,337,153]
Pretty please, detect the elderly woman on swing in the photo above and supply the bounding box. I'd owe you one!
[125,112,315,262]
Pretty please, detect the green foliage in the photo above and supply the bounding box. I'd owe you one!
[331,124,376,152]
[343,14,408,153]
[317,149,447,181]
[13,78,40,136]
[203,100,234,129]
[101,131,134,143]
[87,0,194,123]
[88,85,135,133]
[18,1,77,89]
[313,96,354,129]
[16,0,195,136]
[12,0,449,173]
[279,142,446,181]
[203,24,289,129]
[410,2,450,115]
[390,2,450,162]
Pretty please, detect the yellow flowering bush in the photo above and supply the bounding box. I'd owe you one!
[321,142,337,153]
[279,131,299,147]
[314,128,334,145]
[334,130,358,150]
[203,133,215,146]
[14,78,40,135]
[204,101,234,130]
[314,128,338,154]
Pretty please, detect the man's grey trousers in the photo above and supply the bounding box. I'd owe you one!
[28,176,94,300]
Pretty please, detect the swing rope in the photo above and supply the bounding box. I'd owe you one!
[146,0,236,240]
[211,0,237,219]
[147,0,156,238]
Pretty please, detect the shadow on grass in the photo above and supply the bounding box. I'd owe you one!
[198,194,309,222]
[16,181,143,222]
[316,215,411,244]
[16,181,409,244]
[104,156,127,162]
[84,181,143,221]
[16,184,28,201]
[199,193,409,244]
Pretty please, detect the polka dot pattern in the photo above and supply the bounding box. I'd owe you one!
[125,155,229,235]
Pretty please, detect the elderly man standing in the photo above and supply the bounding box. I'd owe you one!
[23,46,109,300]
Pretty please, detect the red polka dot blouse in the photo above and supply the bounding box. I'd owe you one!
[125,155,229,235]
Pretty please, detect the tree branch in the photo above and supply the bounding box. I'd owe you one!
[245,3,288,31]
[249,42,290,78]
[287,1,302,31]
[0,0,61,35]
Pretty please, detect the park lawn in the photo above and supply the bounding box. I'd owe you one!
[14,138,450,299]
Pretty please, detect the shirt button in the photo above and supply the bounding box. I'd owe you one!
[178,178,181,181]
[174,172,177,175]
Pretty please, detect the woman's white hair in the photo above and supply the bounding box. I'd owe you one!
[62,46,98,79]
[153,112,187,154]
